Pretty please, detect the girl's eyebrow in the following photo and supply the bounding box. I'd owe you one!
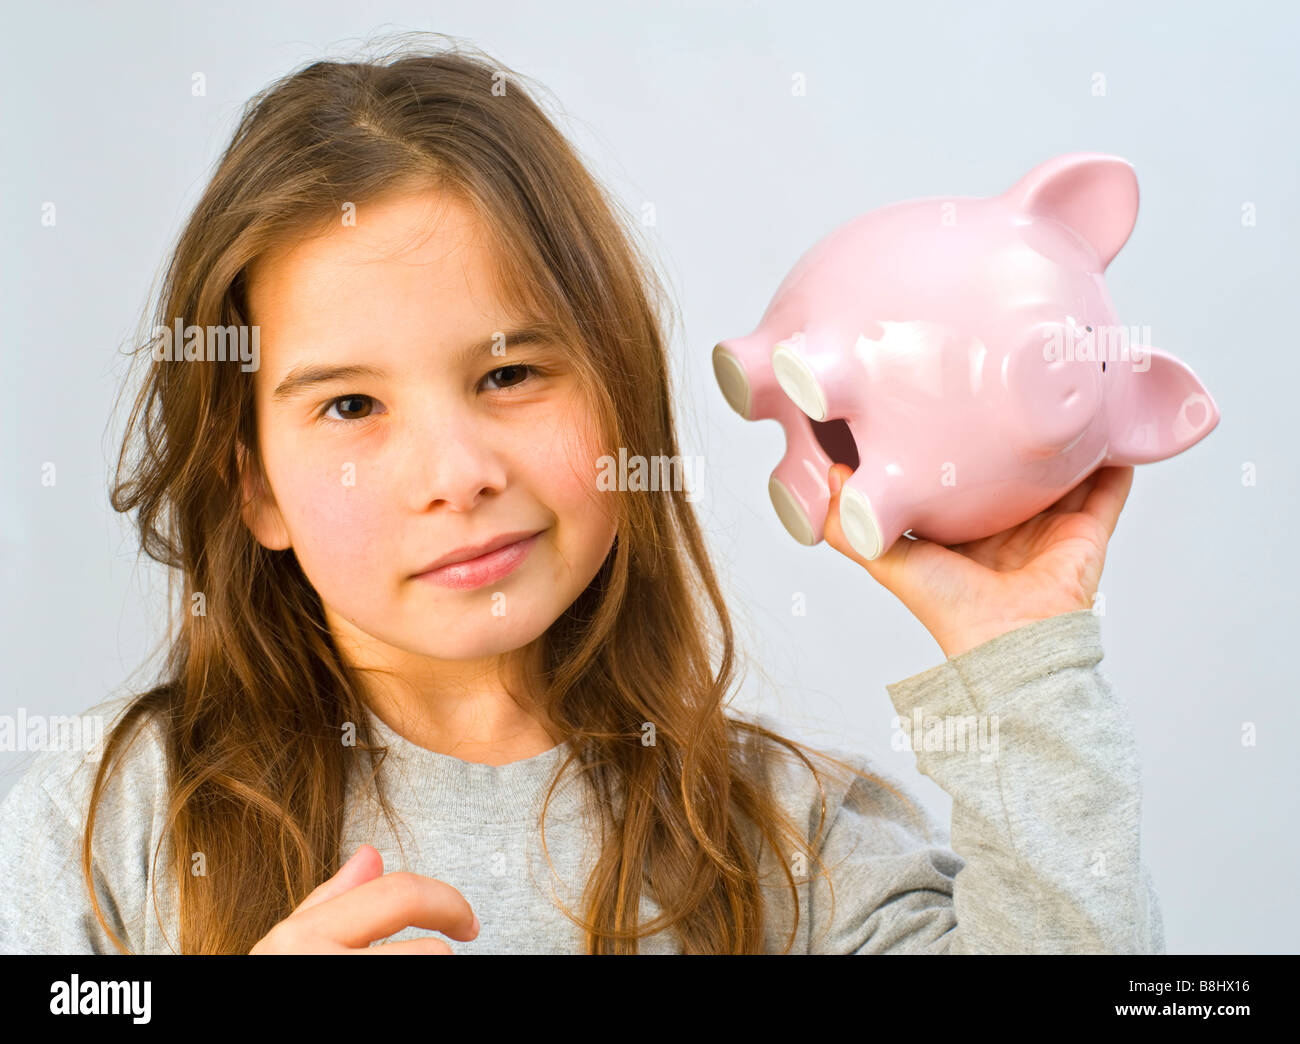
[273,363,388,403]
[271,326,555,403]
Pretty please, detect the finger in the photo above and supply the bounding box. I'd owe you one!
[297,844,385,915]
[360,937,455,955]
[1080,465,1135,539]
[294,871,479,949]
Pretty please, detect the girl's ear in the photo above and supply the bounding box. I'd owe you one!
[237,440,292,550]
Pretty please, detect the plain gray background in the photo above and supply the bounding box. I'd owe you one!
[2,1,1296,954]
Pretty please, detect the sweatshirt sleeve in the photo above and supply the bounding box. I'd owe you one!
[804,608,1165,954]
[0,697,174,955]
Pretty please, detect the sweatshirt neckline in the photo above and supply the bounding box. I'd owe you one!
[361,707,587,825]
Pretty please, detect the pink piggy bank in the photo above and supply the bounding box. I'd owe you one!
[712,151,1220,561]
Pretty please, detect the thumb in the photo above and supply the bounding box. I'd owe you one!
[296,843,384,914]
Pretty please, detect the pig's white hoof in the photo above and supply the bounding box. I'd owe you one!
[771,342,828,422]
[768,475,816,545]
[712,345,751,418]
[838,486,883,560]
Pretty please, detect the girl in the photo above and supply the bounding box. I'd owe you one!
[0,34,1161,954]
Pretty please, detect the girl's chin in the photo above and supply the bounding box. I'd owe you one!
[397,612,555,661]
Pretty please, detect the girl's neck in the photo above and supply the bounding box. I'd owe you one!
[364,692,561,765]
[341,633,560,765]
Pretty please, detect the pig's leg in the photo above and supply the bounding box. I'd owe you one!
[712,332,792,421]
[836,460,911,562]
[768,324,867,424]
[767,400,834,545]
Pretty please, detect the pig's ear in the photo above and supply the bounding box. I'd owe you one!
[1106,347,1221,465]
[1002,153,1139,270]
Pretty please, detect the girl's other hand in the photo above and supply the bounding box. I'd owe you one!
[823,464,1135,660]
[248,843,480,954]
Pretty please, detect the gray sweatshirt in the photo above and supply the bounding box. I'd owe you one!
[0,608,1163,954]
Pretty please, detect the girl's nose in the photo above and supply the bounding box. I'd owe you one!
[403,410,508,513]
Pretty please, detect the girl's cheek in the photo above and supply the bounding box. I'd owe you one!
[535,409,618,535]
[519,403,603,505]
[281,460,395,579]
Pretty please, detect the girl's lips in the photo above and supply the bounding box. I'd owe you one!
[412,532,541,591]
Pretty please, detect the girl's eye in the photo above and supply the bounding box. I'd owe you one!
[481,364,534,391]
[322,394,377,423]
[317,368,540,424]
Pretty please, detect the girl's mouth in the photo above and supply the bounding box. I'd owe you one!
[410,531,543,591]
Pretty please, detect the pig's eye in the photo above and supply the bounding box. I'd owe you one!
[1102,361,1107,372]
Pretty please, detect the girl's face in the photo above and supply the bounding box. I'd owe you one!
[242,189,617,670]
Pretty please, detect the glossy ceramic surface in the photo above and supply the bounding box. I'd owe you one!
[713,152,1220,559]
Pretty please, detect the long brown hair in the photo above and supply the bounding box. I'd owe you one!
[88,31,925,954]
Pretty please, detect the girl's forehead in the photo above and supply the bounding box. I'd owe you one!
[256,196,483,283]
[248,204,506,326]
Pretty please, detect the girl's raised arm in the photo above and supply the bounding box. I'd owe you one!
[789,462,1161,952]
[797,608,1162,954]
